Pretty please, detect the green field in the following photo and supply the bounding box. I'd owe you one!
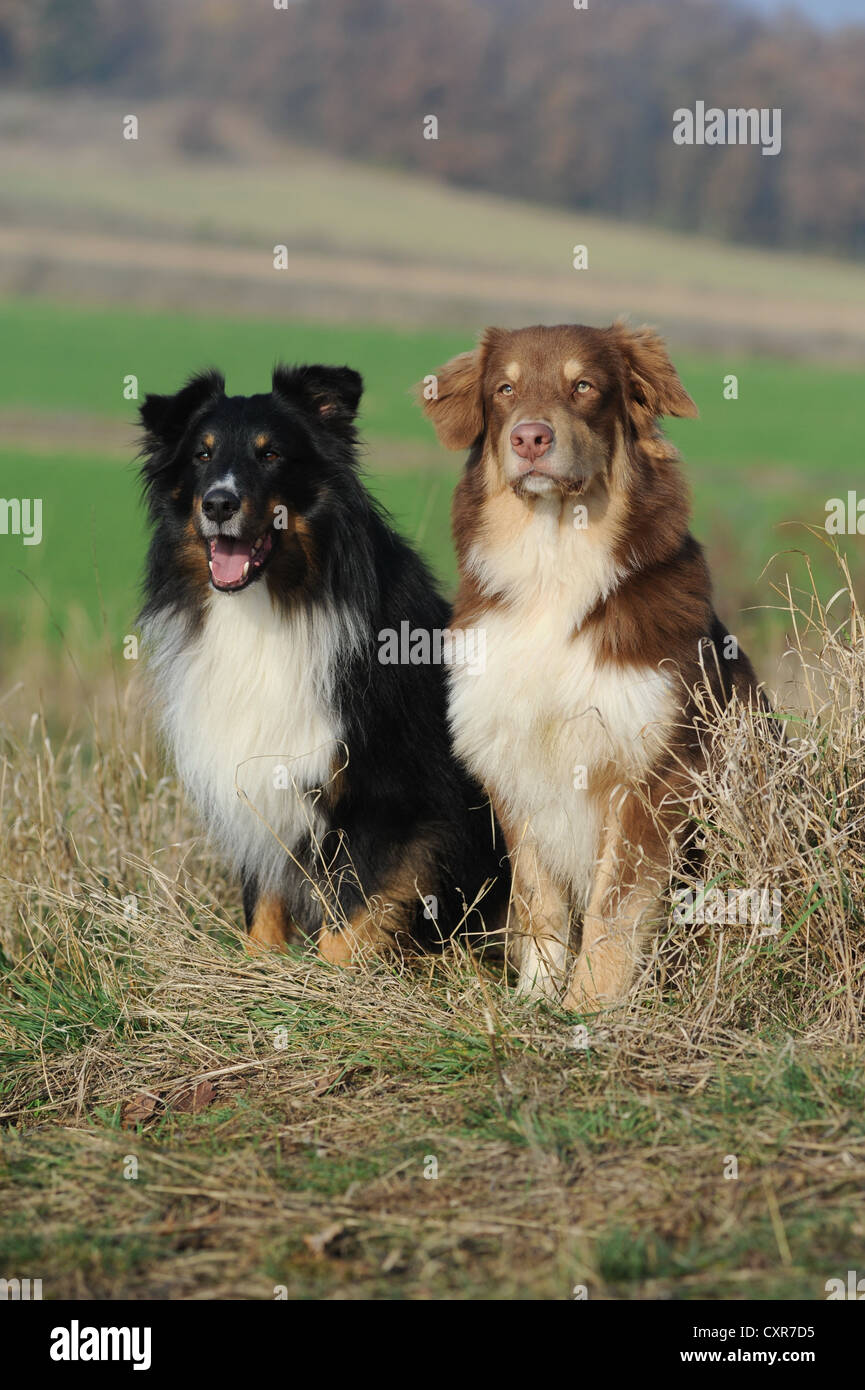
[1,298,861,664]
[3,81,864,1312]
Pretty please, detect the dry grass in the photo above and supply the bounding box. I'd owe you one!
[0,553,863,1299]
[663,550,865,1040]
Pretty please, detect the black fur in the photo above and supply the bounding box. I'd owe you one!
[138,364,509,950]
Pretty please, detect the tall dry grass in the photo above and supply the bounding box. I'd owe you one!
[652,549,864,1039]
[0,549,862,1126]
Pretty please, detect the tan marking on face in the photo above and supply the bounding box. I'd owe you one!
[202,432,215,450]
[482,440,504,499]
[265,498,315,568]
[563,359,583,380]
[179,515,210,585]
[504,361,521,381]
[255,433,269,450]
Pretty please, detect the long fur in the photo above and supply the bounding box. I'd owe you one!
[138,364,509,953]
[420,322,762,1006]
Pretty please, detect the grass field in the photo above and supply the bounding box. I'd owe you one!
[2,298,862,672]
[1,574,864,1299]
[2,296,864,1300]
[3,39,865,1309]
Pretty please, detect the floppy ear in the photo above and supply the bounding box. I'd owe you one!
[272,364,363,426]
[609,323,698,422]
[416,348,485,450]
[139,370,225,445]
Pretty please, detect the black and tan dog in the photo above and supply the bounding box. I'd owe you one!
[138,364,508,960]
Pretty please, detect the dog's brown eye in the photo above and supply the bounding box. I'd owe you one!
[263,449,279,462]
[497,383,515,396]
[196,449,211,462]
[575,380,592,395]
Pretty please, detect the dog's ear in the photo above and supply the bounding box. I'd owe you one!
[139,370,225,445]
[416,347,486,450]
[272,364,363,426]
[609,322,698,422]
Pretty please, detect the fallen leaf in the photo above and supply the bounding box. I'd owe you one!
[311,1066,361,1098]
[171,1079,216,1114]
[121,1092,160,1129]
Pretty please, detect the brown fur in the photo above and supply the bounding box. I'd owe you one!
[246,893,300,952]
[419,321,761,1009]
[178,515,212,587]
[317,834,434,964]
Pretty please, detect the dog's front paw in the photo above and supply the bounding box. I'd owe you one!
[562,961,615,1014]
[515,967,561,1003]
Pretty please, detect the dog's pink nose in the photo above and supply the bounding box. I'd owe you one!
[510,421,553,464]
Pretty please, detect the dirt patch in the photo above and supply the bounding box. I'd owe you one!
[0,407,137,456]
[0,408,447,472]
[3,225,865,361]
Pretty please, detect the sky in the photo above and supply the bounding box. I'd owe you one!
[740,0,865,25]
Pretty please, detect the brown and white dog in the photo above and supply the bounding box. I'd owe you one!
[419,322,760,1010]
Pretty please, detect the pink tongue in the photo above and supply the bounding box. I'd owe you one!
[211,537,253,586]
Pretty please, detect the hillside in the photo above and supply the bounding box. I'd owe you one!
[2,95,865,359]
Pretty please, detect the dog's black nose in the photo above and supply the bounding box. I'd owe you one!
[202,487,241,525]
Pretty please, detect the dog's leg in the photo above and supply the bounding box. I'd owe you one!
[243,874,300,952]
[317,837,431,964]
[564,793,664,1011]
[505,825,571,999]
[318,899,412,964]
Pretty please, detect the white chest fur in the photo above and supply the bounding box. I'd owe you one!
[451,501,674,901]
[143,585,348,891]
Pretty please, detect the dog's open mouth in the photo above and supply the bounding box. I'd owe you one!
[207,530,274,591]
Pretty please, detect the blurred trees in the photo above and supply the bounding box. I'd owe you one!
[3,0,863,257]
